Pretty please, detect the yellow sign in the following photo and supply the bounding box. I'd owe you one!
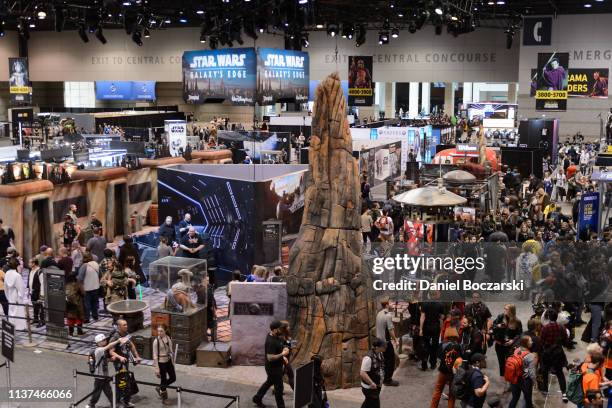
[348,88,373,96]
[10,86,30,94]
[535,90,568,99]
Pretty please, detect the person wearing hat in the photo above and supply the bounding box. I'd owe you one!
[430,327,462,408]
[252,320,290,408]
[86,333,128,408]
[463,353,490,408]
[360,338,387,408]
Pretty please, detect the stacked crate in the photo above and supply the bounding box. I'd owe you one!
[150,305,207,365]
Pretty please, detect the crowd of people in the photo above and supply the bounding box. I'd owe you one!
[355,137,612,408]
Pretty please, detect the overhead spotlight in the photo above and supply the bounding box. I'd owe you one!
[434,3,444,15]
[131,29,143,46]
[398,12,404,17]
[316,23,323,29]
[298,0,308,4]
[200,34,206,43]
[451,15,458,21]
[179,17,188,23]
[29,23,36,28]
[94,26,107,44]
[54,7,65,32]
[196,10,204,15]
[355,24,366,46]
[37,11,46,20]
[391,27,399,38]
[77,24,88,43]
[379,31,389,44]
[209,35,218,49]
[0,26,5,37]
[327,23,338,37]
[164,18,171,24]
[301,32,309,48]
[143,27,150,38]
[342,24,354,39]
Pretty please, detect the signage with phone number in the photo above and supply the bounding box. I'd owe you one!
[535,90,568,99]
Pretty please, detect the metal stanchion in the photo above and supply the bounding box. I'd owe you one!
[112,375,117,408]
[6,359,11,408]
[177,386,182,408]
[23,303,35,347]
[235,395,240,408]
[73,369,77,407]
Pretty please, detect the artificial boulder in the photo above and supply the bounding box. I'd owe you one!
[287,72,375,389]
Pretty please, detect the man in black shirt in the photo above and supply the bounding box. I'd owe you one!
[420,302,445,371]
[180,227,204,258]
[252,320,289,408]
[108,319,141,408]
[464,292,492,335]
[158,216,176,244]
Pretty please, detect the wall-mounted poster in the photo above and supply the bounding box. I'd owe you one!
[535,52,569,111]
[182,48,257,105]
[567,68,608,98]
[9,57,31,105]
[348,56,374,106]
[257,48,309,105]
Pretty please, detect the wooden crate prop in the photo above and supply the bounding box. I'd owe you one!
[196,342,231,368]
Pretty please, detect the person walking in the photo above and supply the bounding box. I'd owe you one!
[461,353,490,408]
[4,258,26,331]
[430,327,462,408]
[360,338,387,408]
[27,257,44,327]
[375,297,399,386]
[252,320,289,408]
[109,319,141,408]
[361,208,373,251]
[86,333,129,408]
[508,335,536,408]
[153,325,176,402]
[420,301,446,371]
[77,252,100,323]
[540,308,569,402]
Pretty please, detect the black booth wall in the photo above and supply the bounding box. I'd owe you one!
[500,147,545,179]
[94,112,186,129]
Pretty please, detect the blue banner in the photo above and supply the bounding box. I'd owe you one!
[132,81,156,100]
[257,48,309,105]
[182,48,257,105]
[95,81,156,100]
[578,191,600,239]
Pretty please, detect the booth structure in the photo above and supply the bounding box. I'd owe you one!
[0,180,54,260]
[157,164,308,278]
[72,167,130,242]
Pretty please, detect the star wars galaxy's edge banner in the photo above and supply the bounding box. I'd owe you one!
[8,57,31,105]
[257,48,309,106]
[534,52,569,111]
[348,56,374,106]
[182,48,257,106]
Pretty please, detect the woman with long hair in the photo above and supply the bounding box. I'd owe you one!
[492,303,523,390]
[153,324,176,402]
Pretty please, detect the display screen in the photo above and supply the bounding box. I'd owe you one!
[95,81,156,100]
[157,166,306,274]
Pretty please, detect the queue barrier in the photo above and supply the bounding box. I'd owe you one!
[71,370,240,408]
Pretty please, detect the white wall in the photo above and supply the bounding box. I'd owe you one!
[26,27,518,83]
[518,14,612,140]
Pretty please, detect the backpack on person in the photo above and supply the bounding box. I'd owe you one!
[504,348,529,385]
[451,361,474,402]
[441,341,461,373]
[565,363,585,405]
[88,349,104,374]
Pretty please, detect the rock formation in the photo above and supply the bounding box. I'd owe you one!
[286,72,375,389]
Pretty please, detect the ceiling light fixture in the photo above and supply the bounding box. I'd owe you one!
[37,11,46,20]
[391,27,399,38]
[327,23,338,37]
